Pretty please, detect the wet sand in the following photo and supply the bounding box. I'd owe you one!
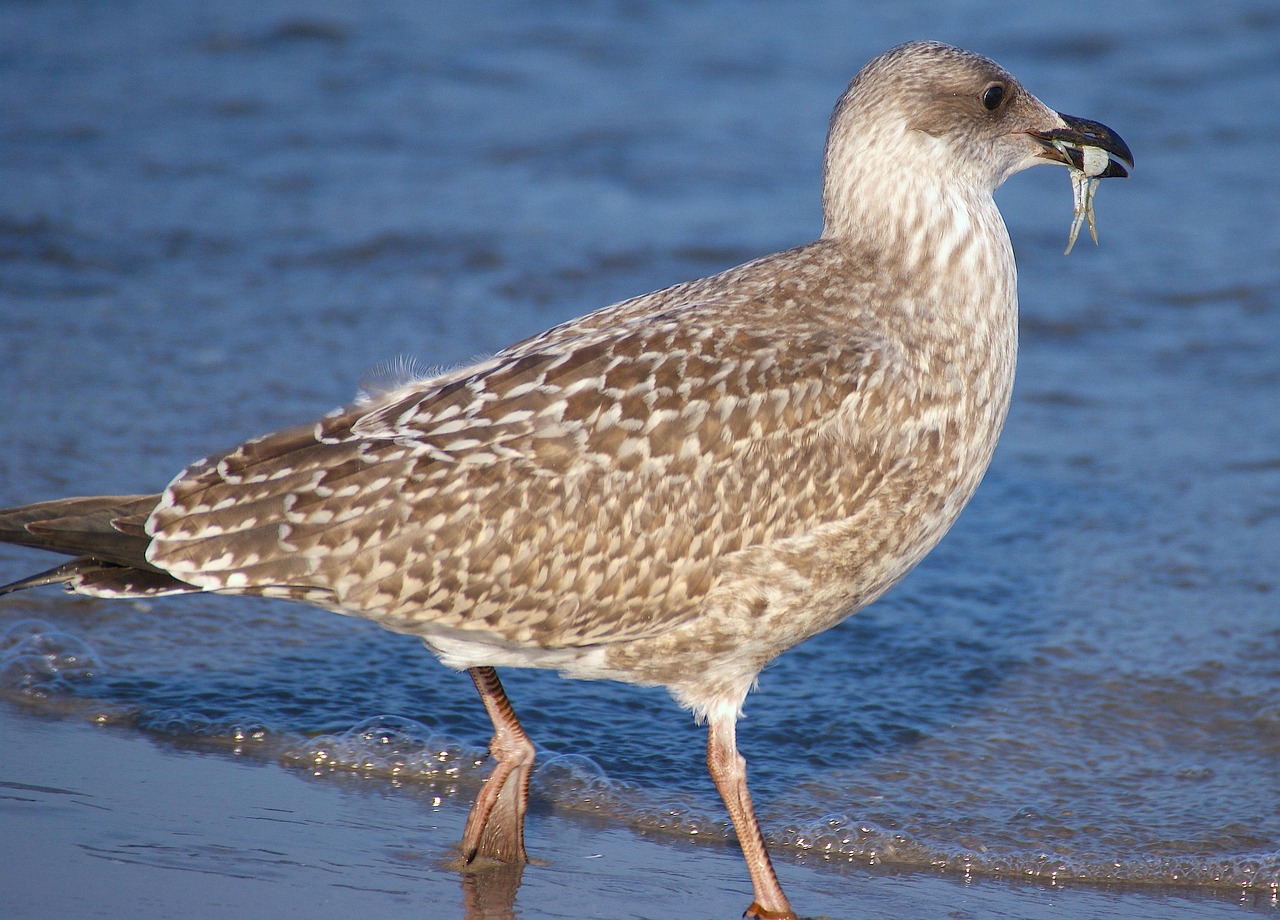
[2,705,1266,920]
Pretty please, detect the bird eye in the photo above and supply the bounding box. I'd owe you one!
[982,83,1005,111]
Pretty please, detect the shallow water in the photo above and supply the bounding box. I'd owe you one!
[1,0,1278,913]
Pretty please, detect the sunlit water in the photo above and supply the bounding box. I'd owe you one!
[1,0,1277,903]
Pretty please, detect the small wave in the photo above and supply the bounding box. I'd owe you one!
[133,708,272,748]
[279,714,489,782]
[273,716,718,835]
[775,813,1280,892]
[3,621,1273,898]
[530,751,643,819]
[633,802,733,842]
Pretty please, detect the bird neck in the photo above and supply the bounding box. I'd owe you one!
[819,116,1014,287]
[825,168,1017,318]
[819,140,1020,431]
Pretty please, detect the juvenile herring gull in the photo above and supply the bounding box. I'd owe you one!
[0,41,1130,918]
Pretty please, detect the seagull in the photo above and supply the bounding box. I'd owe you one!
[0,40,1130,919]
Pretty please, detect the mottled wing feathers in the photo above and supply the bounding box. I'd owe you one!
[144,250,899,650]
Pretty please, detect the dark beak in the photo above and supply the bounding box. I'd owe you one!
[1032,113,1134,178]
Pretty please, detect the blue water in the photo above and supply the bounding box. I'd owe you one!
[1,0,1278,904]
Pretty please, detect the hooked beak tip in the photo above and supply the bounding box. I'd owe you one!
[1033,113,1133,179]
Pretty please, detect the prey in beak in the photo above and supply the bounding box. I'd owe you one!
[1032,113,1134,253]
[1034,113,1134,178]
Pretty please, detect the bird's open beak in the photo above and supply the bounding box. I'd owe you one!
[1031,113,1133,178]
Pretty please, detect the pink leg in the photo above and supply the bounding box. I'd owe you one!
[706,713,797,920]
[460,666,536,864]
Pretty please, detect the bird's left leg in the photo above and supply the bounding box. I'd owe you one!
[460,666,536,864]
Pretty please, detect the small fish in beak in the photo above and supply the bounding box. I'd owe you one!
[1063,155,1102,255]
[1031,113,1133,255]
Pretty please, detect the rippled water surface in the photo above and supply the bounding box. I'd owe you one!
[1,0,1278,912]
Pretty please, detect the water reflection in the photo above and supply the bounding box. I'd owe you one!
[460,859,524,920]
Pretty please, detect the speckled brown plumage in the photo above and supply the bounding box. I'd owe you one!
[0,41,1131,919]
[146,237,999,703]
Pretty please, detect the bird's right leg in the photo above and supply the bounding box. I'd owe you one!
[460,666,535,864]
[707,712,797,920]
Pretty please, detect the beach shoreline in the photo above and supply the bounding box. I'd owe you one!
[2,704,1270,920]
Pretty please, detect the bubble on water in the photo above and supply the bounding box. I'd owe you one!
[0,619,102,697]
[133,707,272,749]
[280,714,486,781]
[632,800,730,841]
[137,708,215,735]
[231,724,268,744]
[797,813,859,856]
[531,752,616,811]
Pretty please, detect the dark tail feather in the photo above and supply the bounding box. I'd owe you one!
[0,562,87,595]
[0,495,159,567]
[0,494,198,598]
